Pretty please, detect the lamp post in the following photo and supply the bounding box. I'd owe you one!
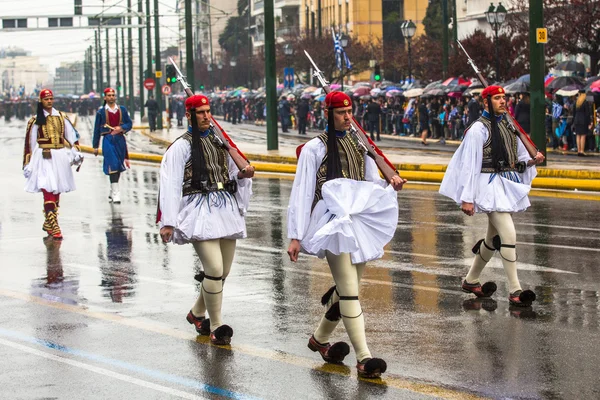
[401,20,417,85]
[283,43,294,89]
[485,2,507,81]
[340,33,348,91]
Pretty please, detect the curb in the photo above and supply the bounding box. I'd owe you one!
[79,144,600,192]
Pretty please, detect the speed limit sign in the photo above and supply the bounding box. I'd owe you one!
[162,84,172,95]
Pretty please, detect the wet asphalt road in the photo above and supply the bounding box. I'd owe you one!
[1,117,600,400]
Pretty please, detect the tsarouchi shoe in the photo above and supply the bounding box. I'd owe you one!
[307,335,350,364]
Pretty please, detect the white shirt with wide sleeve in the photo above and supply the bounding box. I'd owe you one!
[158,136,252,244]
[287,137,398,264]
[439,121,537,213]
[24,108,80,194]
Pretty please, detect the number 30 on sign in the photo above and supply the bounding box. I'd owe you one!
[536,28,548,44]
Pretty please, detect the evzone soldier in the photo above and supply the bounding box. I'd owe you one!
[92,87,133,204]
[157,95,255,345]
[439,85,545,307]
[22,89,83,240]
[287,92,406,378]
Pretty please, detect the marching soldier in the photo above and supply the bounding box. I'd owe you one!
[92,87,133,204]
[23,89,83,240]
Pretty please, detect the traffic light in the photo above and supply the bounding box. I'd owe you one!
[165,64,177,85]
[199,84,205,91]
[374,64,381,82]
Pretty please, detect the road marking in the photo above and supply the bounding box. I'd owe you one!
[0,288,484,400]
[0,336,206,400]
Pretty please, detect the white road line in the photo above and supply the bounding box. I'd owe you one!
[0,337,205,400]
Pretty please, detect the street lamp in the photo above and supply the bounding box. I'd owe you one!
[485,2,507,81]
[283,44,294,89]
[339,33,349,91]
[401,20,417,86]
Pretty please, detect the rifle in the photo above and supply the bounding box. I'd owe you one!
[456,40,539,158]
[304,50,401,183]
[168,57,251,171]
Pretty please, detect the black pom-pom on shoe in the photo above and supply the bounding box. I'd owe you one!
[481,281,497,297]
[327,342,350,363]
[519,290,536,304]
[210,324,233,345]
[357,358,387,379]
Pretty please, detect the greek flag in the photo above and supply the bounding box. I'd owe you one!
[332,29,352,71]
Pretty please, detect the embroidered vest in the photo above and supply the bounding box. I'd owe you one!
[312,132,365,209]
[180,132,231,196]
[478,116,520,173]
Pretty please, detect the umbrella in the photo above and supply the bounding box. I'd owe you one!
[385,86,400,91]
[504,80,530,94]
[317,94,326,102]
[359,95,371,101]
[447,91,463,98]
[424,80,442,89]
[312,88,323,97]
[353,87,371,97]
[517,74,530,84]
[555,88,579,97]
[301,93,312,100]
[583,76,600,91]
[464,87,484,96]
[545,76,585,91]
[386,89,402,97]
[370,88,382,97]
[330,84,342,90]
[303,86,318,93]
[424,87,445,96]
[403,88,424,98]
[554,60,585,73]
[442,77,470,86]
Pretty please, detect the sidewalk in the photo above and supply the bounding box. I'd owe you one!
[77,114,600,193]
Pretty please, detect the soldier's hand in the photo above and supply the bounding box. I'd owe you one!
[111,126,123,135]
[125,159,130,169]
[390,175,407,191]
[287,239,301,262]
[461,202,475,216]
[93,148,99,156]
[238,165,255,179]
[160,226,174,243]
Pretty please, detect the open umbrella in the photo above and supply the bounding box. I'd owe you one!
[464,87,484,96]
[554,60,585,74]
[545,76,585,91]
[583,76,600,91]
[504,80,530,94]
[370,88,382,97]
[403,88,424,98]
[386,89,402,97]
[424,87,445,96]
[353,87,371,97]
[442,77,470,86]
[517,74,530,84]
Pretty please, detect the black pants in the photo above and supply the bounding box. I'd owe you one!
[298,117,307,135]
[109,172,121,183]
[369,120,380,141]
[148,113,157,131]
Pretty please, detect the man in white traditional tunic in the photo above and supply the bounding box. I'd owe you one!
[158,95,254,345]
[439,85,545,307]
[287,91,406,379]
[23,89,83,240]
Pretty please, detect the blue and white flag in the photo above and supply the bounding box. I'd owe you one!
[332,29,352,71]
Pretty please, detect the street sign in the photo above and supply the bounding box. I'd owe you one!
[143,78,155,90]
[283,67,295,88]
[155,70,163,78]
[536,28,548,44]
[161,84,171,95]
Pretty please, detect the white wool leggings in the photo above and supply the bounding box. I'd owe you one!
[191,239,236,331]
[313,251,371,362]
[465,211,522,293]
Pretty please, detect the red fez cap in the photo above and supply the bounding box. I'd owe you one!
[185,95,210,110]
[39,89,53,100]
[104,87,116,95]
[481,85,505,98]
[325,91,352,108]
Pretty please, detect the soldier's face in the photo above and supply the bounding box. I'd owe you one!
[326,106,352,131]
[40,97,53,111]
[105,92,116,105]
[187,105,211,131]
[484,94,506,115]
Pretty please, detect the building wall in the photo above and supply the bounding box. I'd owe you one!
[0,53,50,95]
[456,0,497,39]
[54,62,84,95]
